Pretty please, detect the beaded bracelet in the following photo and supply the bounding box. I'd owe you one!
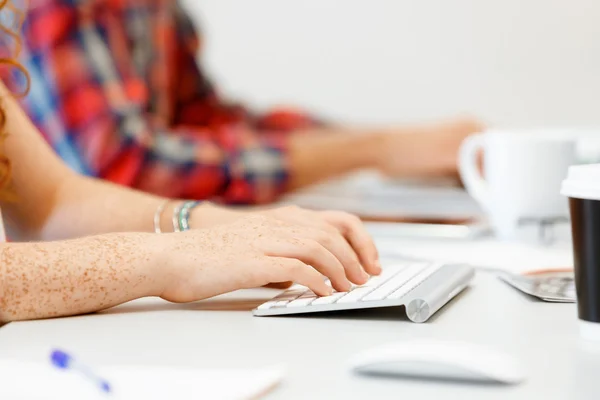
[172,202,186,232]
[177,201,203,232]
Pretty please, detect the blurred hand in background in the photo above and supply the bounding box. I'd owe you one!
[288,116,484,189]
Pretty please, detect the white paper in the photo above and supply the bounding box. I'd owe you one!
[0,359,285,400]
[376,237,573,274]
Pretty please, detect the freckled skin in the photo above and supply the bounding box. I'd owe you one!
[0,233,161,322]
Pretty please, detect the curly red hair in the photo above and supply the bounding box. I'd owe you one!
[0,0,30,202]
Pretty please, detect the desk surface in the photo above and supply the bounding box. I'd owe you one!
[0,265,597,399]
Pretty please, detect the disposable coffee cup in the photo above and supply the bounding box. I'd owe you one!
[561,164,600,340]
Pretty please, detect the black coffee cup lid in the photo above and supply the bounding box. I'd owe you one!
[561,164,600,200]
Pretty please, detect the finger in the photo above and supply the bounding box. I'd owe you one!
[263,210,368,284]
[265,237,352,292]
[282,212,371,281]
[268,258,332,296]
[320,211,381,275]
[306,226,369,285]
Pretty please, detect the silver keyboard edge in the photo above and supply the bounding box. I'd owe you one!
[252,264,475,321]
[404,264,474,322]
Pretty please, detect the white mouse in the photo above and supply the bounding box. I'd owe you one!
[349,339,526,385]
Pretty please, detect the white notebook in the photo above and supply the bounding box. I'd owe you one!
[0,359,284,400]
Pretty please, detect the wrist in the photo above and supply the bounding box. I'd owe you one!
[288,130,386,189]
[189,202,245,229]
[358,131,388,169]
[158,200,246,232]
[368,129,419,174]
[157,200,180,233]
[145,233,173,297]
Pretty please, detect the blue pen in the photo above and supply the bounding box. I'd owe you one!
[50,349,112,395]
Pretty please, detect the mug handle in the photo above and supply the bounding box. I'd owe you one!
[458,134,490,209]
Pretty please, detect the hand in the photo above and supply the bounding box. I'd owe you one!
[156,214,378,303]
[258,206,380,275]
[191,205,381,276]
[376,117,484,179]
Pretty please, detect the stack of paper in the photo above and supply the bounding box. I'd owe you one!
[0,359,284,400]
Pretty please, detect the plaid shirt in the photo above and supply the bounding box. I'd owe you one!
[19,0,318,204]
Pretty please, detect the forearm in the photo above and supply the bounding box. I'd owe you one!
[37,174,243,241]
[287,120,469,189]
[39,174,168,240]
[0,232,163,323]
[287,129,383,190]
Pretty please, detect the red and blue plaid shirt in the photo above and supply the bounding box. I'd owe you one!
[19,0,319,204]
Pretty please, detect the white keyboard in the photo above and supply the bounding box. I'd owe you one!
[253,261,474,323]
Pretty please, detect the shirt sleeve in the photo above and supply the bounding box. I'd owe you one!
[101,121,291,205]
[19,1,321,205]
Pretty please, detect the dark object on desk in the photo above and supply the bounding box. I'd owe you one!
[569,197,600,324]
[498,269,575,302]
[562,164,600,340]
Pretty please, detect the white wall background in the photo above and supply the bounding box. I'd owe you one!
[182,0,600,128]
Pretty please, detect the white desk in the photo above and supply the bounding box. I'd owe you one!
[0,240,596,399]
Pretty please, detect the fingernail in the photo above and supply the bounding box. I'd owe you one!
[375,260,383,273]
[362,270,370,280]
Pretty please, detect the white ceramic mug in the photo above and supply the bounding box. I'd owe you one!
[459,130,577,239]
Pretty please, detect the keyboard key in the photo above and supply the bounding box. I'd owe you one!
[362,263,426,301]
[272,300,291,308]
[337,287,376,303]
[311,292,347,306]
[388,263,442,299]
[334,265,405,304]
[287,297,317,308]
[273,289,304,301]
[257,300,278,310]
[258,289,304,310]
[363,267,401,287]
[287,291,318,307]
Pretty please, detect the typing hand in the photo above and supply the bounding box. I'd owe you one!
[190,205,381,278]
[156,214,377,303]
[257,206,381,276]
